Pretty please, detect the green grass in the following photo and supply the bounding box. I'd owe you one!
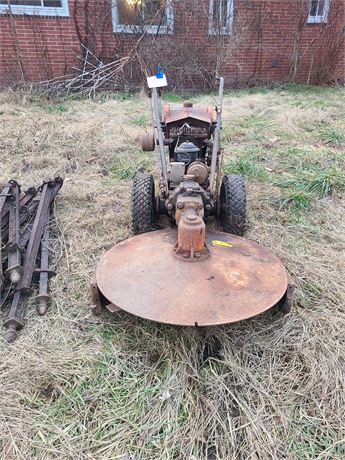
[109,152,153,180]
[222,157,269,181]
[130,114,146,127]
[162,91,186,103]
[238,114,269,129]
[318,125,345,146]
[41,103,69,114]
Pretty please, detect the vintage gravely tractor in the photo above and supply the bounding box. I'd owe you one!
[91,75,294,326]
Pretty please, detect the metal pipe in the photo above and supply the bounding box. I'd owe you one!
[1,187,36,230]
[0,183,14,304]
[36,220,51,316]
[209,77,224,197]
[152,87,169,197]
[5,181,22,284]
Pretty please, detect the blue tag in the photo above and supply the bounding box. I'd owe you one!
[156,66,164,79]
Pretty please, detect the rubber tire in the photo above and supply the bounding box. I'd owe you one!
[219,174,246,236]
[131,173,156,235]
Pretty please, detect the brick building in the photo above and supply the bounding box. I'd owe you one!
[0,1,344,88]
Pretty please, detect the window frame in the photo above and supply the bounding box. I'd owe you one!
[209,0,234,36]
[307,0,330,24]
[0,0,69,17]
[112,0,174,34]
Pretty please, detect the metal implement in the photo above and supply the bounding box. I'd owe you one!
[3,177,62,342]
[209,76,224,197]
[95,230,289,326]
[1,187,36,230]
[0,182,14,303]
[36,221,54,316]
[92,73,294,327]
[5,181,22,284]
[152,87,169,196]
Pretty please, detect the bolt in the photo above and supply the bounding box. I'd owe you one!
[177,203,184,209]
[167,203,173,211]
[10,272,21,284]
[37,302,48,316]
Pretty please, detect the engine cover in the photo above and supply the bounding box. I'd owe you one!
[174,141,200,165]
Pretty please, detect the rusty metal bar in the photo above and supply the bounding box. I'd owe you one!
[209,76,224,197]
[5,181,22,284]
[0,182,14,304]
[3,178,57,342]
[36,221,52,316]
[19,178,62,250]
[152,87,169,197]
[1,187,37,230]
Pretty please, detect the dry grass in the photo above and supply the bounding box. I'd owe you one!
[0,84,345,459]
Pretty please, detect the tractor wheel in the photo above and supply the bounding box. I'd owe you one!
[131,173,156,235]
[219,174,246,236]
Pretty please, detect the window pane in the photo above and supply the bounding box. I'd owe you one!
[310,0,319,16]
[117,0,141,25]
[317,0,325,15]
[212,0,228,29]
[143,0,167,25]
[0,1,42,5]
[117,0,166,26]
[43,0,62,6]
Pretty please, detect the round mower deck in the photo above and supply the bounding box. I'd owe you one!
[96,230,288,326]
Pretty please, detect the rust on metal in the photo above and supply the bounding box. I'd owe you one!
[3,177,63,342]
[90,274,120,315]
[141,132,155,152]
[36,221,51,316]
[0,182,14,303]
[96,229,289,326]
[279,277,295,314]
[186,161,209,185]
[163,104,216,125]
[5,181,22,284]
[173,208,209,261]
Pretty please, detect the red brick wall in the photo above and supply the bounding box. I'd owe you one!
[0,0,344,88]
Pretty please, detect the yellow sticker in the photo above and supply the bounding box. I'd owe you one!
[212,240,233,248]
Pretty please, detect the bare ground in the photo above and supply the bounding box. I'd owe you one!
[0,85,344,459]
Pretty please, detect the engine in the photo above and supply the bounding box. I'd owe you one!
[161,102,217,189]
[174,141,200,165]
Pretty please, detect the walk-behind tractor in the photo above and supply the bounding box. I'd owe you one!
[91,75,294,326]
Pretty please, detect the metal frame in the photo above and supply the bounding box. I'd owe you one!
[152,87,169,197]
[0,0,69,17]
[112,0,174,34]
[209,76,224,197]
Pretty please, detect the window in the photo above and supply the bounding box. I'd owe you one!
[0,0,69,16]
[308,0,330,23]
[112,0,173,34]
[209,0,233,35]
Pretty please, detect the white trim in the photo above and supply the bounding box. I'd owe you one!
[209,0,233,35]
[0,0,69,17]
[112,0,173,34]
[307,0,330,23]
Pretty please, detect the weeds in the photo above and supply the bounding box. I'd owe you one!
[222,157,269,181]
[318,125,345,146]
[109,152,152,180]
